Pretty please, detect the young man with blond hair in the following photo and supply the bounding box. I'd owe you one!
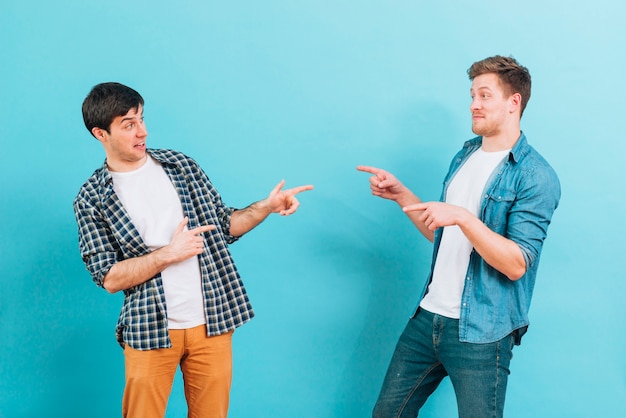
[359,56,560,417]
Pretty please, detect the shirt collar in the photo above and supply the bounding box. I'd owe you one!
[96,148,182,188]
[463,131,529,164]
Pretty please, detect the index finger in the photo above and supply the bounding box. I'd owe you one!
[190,224,217,235]
[288,184,314,195]
[402,203,427,213]
[356,165,382,175]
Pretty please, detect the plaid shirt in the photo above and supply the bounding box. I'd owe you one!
[74,149,254,350]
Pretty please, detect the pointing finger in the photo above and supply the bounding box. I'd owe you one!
[402,203,427,213]
[288,185,314,195]
[356,165,381,175]
[189,224,216,235]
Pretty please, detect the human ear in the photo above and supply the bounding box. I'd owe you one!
[91,127,107,142]
[509,93,522,114]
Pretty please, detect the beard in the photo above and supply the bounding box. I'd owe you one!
[471,119,501,137]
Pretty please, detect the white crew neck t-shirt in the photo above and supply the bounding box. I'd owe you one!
[419,147,510,319]
[110,156,205,329]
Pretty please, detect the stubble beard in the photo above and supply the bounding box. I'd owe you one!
[472,120,500,138]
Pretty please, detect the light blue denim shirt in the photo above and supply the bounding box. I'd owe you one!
[417,133,561,344]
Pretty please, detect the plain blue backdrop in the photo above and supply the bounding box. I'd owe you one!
[1,1,625,417]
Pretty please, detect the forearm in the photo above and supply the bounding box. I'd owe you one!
[102,247,174,293]
[395,188,435,242]
[229,200,272,237]
[458,215,526,280]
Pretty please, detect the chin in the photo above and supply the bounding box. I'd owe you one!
[472,125,496,137]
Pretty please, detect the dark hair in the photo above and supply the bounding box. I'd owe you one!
[467,55,531,116]
[82,82,144,136]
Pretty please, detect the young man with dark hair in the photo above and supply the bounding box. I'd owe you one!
[74,82,313,418]
[359,56,560,417]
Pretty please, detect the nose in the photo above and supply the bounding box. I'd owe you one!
[137,121,148,138]
[470,97,481,111]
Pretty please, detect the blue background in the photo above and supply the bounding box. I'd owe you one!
[1,1,625,417]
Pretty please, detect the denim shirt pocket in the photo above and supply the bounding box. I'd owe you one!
[482,187,517,232]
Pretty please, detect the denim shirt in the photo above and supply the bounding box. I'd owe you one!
[417,133,560,344]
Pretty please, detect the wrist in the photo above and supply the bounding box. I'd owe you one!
[395,189,420,208]
[153,245,177,267]
[259,198,274,215]
[456,208,476,230]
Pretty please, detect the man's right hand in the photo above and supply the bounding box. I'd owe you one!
[103,217,215,293]
[357,165,409,202]
[162,217,216,264]
[357,165,435,242]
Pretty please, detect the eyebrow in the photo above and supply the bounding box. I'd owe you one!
[119,111,143,124]
[470,86,493,93]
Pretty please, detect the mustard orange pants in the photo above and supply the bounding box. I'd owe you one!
[122,325,233,418]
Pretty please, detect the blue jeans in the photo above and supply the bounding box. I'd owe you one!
[373,309,515,418]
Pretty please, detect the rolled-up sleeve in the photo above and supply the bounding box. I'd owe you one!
[506,163,561,270]
[185,158,240,244]
[74,189,120,288]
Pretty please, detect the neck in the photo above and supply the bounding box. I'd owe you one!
[106,153,148,172]
[481,124,521,152]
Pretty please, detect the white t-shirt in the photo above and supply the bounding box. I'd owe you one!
[419,148,510,319]
[110,156,205,329]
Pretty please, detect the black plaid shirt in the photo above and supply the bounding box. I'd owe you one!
[74,149,254,350]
